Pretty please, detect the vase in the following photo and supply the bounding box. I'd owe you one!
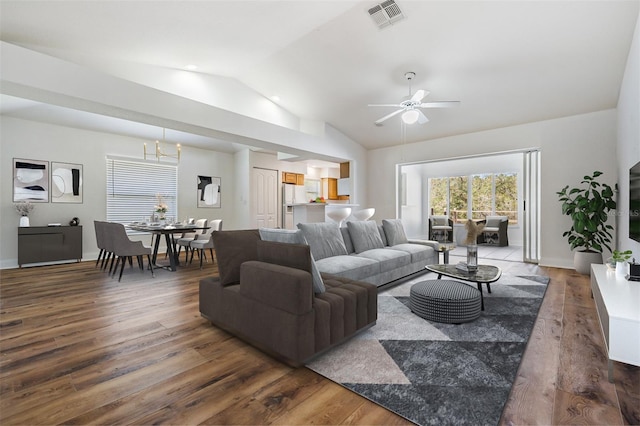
[615,261,627,276]
[19,216,30,227]
[466,244,478,271]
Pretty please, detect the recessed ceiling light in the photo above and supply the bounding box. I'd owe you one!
[271,95,281,103]
[185,64,198,71]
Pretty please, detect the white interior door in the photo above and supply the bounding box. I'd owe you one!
[253,167,278,228]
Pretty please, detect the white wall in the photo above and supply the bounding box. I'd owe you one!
[0,116,236,269]
[616,9,640,258]
[368,110,618,268]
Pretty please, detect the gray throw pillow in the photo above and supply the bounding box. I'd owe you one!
[485,217,503,228]
[382,219,409,246]
[259,228,325,293]
[297,222,348,261]
[378,225,388,246]
[433,216,449,226]
[347,221,384,254]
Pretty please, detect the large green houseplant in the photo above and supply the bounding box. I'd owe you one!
[557,171,616,274]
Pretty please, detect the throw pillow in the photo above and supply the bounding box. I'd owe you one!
[485,216,503,228]
[347,220,384,254]
[378,225,388,246]
[211,229,261,286]
[297,222,348,261]
[259,227,326,293]
[382,219,409,246]
[432,216,447,226]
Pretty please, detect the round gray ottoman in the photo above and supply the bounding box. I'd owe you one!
[410,280,481,324]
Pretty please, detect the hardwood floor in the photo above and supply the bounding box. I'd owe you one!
[1,256,638,425]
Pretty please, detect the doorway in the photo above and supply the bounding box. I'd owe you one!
[252,167,278,228]
[398,149,541,264]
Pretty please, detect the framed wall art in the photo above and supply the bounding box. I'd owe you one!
[197,175,221,208]
[13,158,49,202]
[51,162,83,203]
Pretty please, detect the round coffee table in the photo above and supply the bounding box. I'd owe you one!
[410,280,482,324]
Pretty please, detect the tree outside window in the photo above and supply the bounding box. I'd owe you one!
[428,173,518,225]
[449,176,468,223]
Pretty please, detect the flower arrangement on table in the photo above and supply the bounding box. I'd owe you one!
[15,201,34,217]
[154,194,168,219]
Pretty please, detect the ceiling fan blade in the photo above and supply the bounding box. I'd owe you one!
[374,109,404,125]
[368,103,404,107]
[419,101,461,108]
[417,110,429,124]
[411,89,428,103]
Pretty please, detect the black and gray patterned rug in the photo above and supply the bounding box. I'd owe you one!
[307,272,549,426]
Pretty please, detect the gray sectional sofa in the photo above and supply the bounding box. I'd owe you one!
[297,219,439,287]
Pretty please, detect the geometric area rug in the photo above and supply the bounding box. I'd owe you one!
[306,272,550,426]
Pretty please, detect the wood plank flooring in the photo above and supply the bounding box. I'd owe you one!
[1,256,638,425]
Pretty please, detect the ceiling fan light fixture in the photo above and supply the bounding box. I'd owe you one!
[402,109,419,124]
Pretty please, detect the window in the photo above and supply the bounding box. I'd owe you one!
[106,157,178,224]
[449,176,468,223]
[429,173,518,225]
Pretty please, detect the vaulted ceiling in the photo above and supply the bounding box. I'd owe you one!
[1,1,638,151]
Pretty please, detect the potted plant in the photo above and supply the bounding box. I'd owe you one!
[612,249,633,276]
[557,171,616,275]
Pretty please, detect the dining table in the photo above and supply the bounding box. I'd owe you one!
[127,223,209,271]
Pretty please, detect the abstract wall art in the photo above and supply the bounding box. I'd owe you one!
[51,162,83,203]
[197,175,221,208]
[13,158,49,202]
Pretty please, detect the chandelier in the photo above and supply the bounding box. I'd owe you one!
[144,128,181,163]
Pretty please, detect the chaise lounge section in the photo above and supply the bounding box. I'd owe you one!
[199,229,377,366]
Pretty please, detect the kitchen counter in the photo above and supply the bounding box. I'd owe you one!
[283,203,361,229]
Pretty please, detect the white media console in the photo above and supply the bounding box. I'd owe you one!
[590,264,640,382]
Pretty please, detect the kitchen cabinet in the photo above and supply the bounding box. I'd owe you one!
[321,178,338,200]
[296,174,305,185]
[340,162,350,178]
[282,172,297,184]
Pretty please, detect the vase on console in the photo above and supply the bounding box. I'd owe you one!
[19,216,30,227]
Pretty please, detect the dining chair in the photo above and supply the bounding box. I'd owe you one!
[189,219,223,269]
[107,222,154,282]
[94,220,107,268]
[175,218,208,262]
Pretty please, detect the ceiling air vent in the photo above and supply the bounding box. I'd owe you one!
[368,0,405,29]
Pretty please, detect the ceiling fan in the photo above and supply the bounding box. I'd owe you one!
[369,72,460,126]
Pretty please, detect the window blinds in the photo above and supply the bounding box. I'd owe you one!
[106,157,178,224]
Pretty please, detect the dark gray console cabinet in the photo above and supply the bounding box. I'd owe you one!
[18,226,82,267]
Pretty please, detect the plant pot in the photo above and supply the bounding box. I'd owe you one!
[615,261,627,276]
[573,250,603,275]
[19,216,30,227]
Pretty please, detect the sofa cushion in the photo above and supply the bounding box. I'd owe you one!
[259,228,325,293]
[315,255,380,282]
[347,221,384,254]
[355,248,410,271]
[211,229,260,286]
[297,222,348,261]
[382,219,408,246]
[386,243,434,264]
